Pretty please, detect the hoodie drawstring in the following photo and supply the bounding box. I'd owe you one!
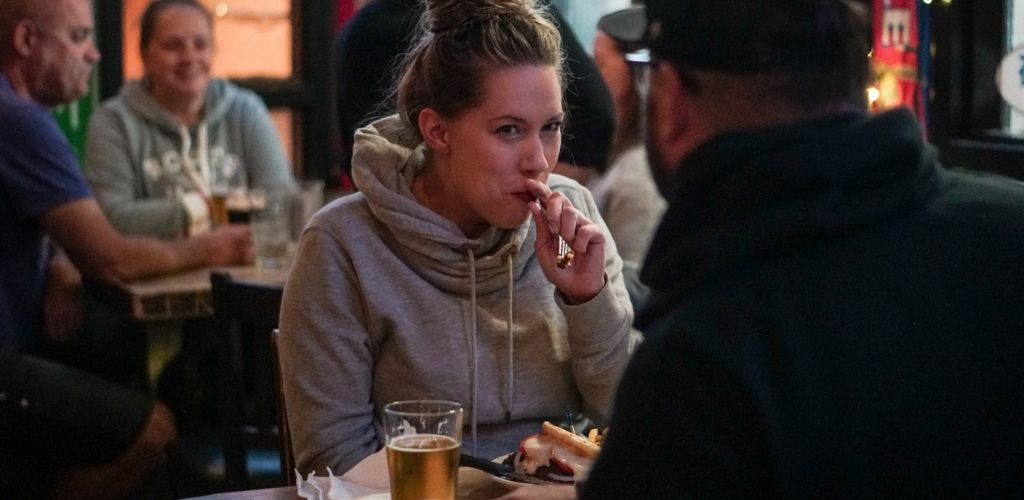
[178,123,212,198]
[198,123,210,186]
[467,248,479,456]
[465,248,518,456]
[505,253,514,425]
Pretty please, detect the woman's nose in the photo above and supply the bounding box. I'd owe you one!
[520,134,550,176]
[181,43,204,61]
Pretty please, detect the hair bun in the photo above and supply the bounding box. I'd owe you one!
[424,0,535,35]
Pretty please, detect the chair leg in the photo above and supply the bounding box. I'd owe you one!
[218,323,249,489]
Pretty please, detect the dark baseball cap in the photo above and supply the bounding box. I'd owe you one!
[596,6,648,51]
[597,0,861,73]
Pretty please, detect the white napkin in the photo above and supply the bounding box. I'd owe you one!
[295,468,390,500]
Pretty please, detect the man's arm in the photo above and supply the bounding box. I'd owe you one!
[42,198,252,285]
[579,325,775,499]
[42,246,84,343]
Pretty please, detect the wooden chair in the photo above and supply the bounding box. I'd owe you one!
[210,271,286,489]
[270,328,296,485]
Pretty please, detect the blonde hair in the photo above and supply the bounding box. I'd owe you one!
[394,0,564,138]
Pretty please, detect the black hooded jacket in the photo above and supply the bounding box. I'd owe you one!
[583,109,1024,498]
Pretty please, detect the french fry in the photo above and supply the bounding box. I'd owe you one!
[542,421,601,459]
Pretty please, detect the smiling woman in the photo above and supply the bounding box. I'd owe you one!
[140,1,214,125]
[83,0,295,239]
[277,0,642,488]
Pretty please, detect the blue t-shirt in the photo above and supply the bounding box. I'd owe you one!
[0,74,91,352]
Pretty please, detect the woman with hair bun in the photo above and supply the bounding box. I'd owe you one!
[279,0,640,487]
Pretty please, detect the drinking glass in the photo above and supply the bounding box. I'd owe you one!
[249,188,293,269]
[290,179,324,240]
[384,400,463,500]
[210,162,247,226]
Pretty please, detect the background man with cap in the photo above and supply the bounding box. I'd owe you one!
[588,7,666,311]
[580,0,1024,497]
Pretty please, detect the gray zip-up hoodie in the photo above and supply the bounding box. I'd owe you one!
[84,78,294,237]
[278,115,642,476]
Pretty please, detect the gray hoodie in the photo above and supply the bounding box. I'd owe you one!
[85,78,294,237]
[278,115,642,475]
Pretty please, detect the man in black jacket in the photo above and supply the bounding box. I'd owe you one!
[581,1,1024,497]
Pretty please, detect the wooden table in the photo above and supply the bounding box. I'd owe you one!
[117,265,289,322]
[105,265,289,389]
[183,468,512,499]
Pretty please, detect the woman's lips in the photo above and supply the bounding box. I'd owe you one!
[513,192,535,205]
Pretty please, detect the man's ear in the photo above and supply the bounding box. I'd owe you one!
[12,19,38,58]
[649,62,700,170]
[418,108,451,155]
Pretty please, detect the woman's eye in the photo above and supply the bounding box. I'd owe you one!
[542,121,563,133]
[160,40,184,51]
[497,125,520,136]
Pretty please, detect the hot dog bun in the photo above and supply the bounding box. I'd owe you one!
[541,421,601,459]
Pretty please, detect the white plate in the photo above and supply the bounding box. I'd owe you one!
[489,454,535,489]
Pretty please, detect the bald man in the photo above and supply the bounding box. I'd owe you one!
[0,0,248,496]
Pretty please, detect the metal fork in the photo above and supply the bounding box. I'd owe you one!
[557,236,575,269]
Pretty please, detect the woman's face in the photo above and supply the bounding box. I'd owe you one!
[434,65,563,236]
[142,5,212,105]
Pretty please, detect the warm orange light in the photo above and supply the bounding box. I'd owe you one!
[867,86,881,106]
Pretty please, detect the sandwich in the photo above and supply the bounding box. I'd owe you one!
[502,421,603,484]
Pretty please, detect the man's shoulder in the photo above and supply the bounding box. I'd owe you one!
[944,168,1024,196]
[933,168,1024,222]
[0,97,76,168]
[0,92,90,212]
[0,91,54,130]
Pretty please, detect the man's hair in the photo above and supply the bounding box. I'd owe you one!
[393,0,564,139]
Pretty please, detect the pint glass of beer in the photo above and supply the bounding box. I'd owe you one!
[210,188,230,226]
[384,400,463,500]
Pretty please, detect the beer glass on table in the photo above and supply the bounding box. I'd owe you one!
[210,161,247,226]
[384,400,463,500]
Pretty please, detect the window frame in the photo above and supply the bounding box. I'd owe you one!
[929,0,1024,179]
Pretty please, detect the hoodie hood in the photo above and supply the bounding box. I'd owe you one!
[118,77,239,133]
[351,114,536,295]
[350,114,604,454]
[640,109,940,322]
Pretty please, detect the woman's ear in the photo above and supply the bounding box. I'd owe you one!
[418,108,451,155]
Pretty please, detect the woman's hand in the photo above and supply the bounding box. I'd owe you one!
[526,179,606,304]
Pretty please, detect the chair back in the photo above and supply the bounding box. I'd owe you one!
[210,270,285,489]
[270,328,296,485]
